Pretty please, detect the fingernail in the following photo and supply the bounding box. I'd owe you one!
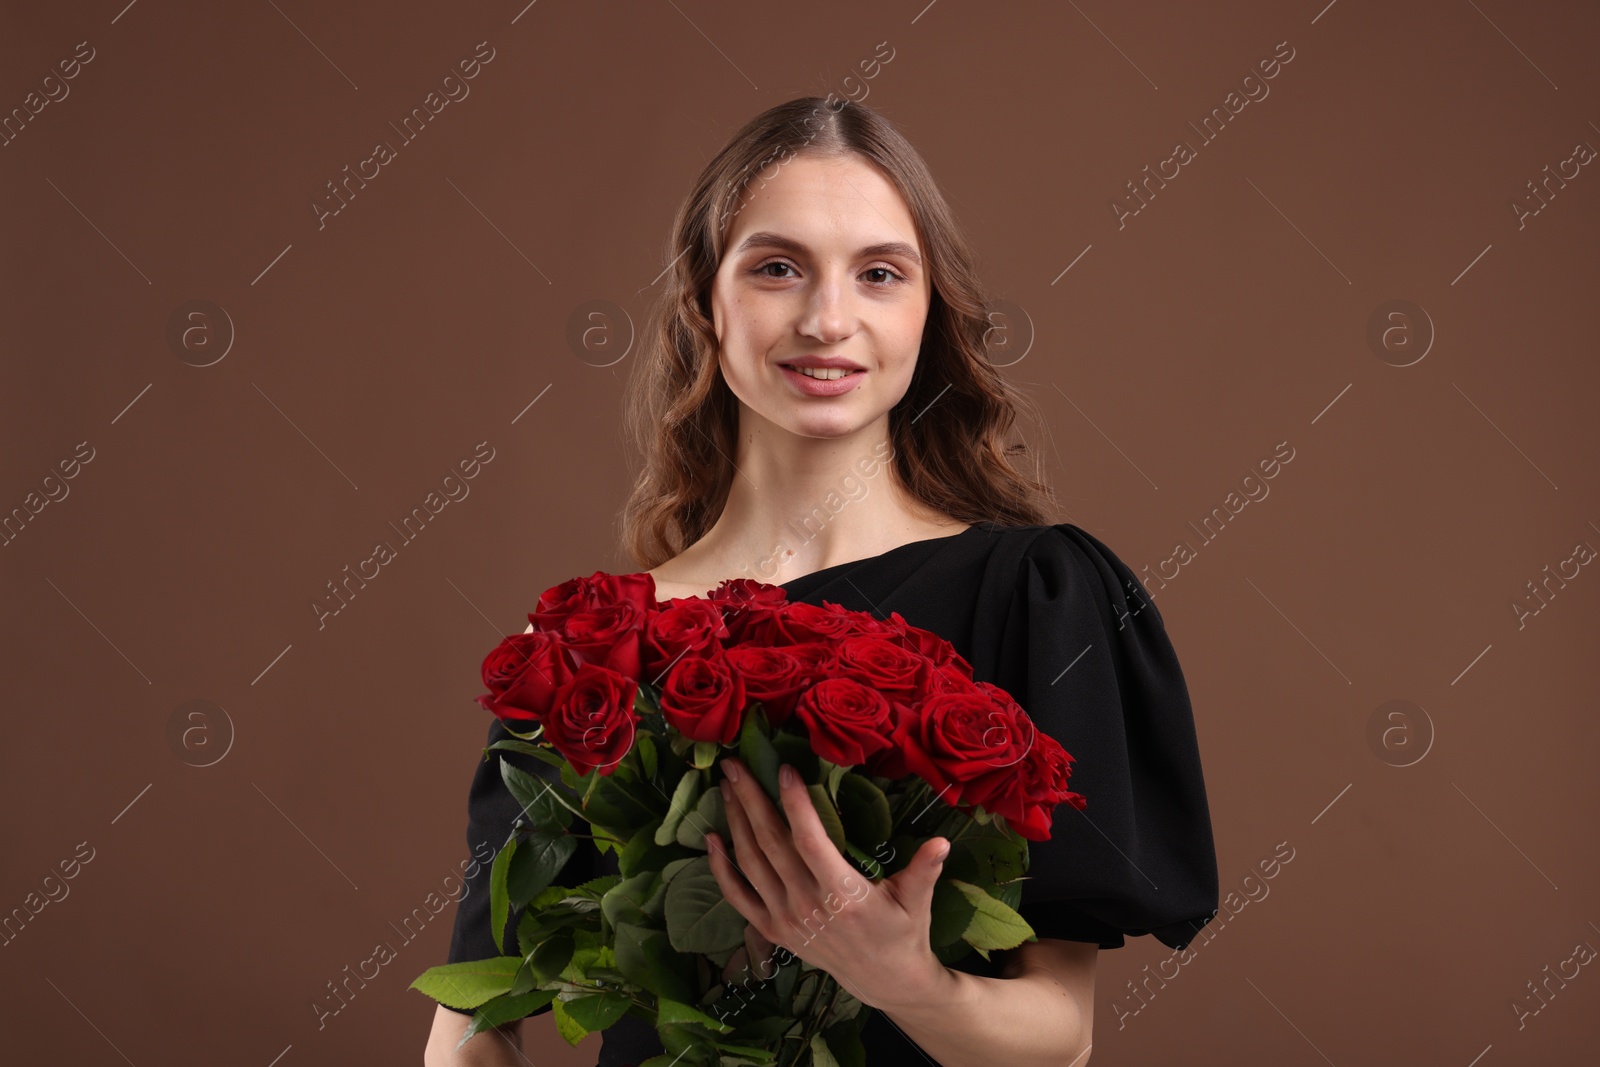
[934,840,950,863]
[723,761,741,783]
[780,764,796,787]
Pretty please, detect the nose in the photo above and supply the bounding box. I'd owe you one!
[796,272,854,345]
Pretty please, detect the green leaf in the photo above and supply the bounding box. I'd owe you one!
[950,878,1036,951]
[663,854,747,954]
[738,710,782,804]
[490,839,515,950]
[529,874,618,911]
[516,900,592,956]
[943,831,1027,887]
[811,1032,842,1067]
[562,930,608,982]
[657,996,734,1033]
[692,740,721,769]
[583,774,666,839]
[409,956,523,1009]
[601,870,658,929]
[927,879,975,947]
[656,768,702,846]
[613,921,698,1005]
[676,784,727,850]
[657,1021,722,1065]
[805,784,848,853]
[508,832,578,907]
[637,733,658,780]
[822,758,848,800]
[528,930,575,982]
[620,818,695,878]
[454,989,558,1050]
[560,990,633,1032]
[551,998,591,1046]
[500,757,574,832]
[507,956,537,997]
[834,774,892,851]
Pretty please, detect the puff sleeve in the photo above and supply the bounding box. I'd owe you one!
[439,715,599,1017]
[990,523,1219,951]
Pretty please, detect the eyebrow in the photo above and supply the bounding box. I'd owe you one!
[733,231,923,268]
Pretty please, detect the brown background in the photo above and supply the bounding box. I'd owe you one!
[3,1,1597,1064]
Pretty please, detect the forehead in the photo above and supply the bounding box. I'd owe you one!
[723,154,920,257]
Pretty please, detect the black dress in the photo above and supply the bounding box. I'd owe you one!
[440,520,1219,1065]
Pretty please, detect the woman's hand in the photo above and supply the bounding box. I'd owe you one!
[705,757,955,1013]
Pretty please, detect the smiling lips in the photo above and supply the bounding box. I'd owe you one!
[783,363,858,380]
[778,363,865,396]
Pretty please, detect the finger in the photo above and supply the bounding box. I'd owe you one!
[717,775,785,907]
[775,762,858,890]
[707,829,773,931]
[724,760,817,900]
[889,836,949,916]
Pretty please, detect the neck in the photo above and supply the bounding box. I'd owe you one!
[687,418,953,586]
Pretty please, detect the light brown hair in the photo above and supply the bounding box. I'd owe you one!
[618,96,1060,568]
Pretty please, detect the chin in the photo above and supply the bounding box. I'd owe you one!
[782,410,880,440]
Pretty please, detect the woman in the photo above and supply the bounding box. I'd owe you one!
[426,96,1218,1067]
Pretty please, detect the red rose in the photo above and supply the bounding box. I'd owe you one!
[874,687,1019,803]
[867,674,987,780]
[792,677,896,768]
[641,598,730,685]
[707,578,788,610]
[783,641,834,680]
[766,601,872,645]
[980,735,1084,841]
[831,636,929,705]
[541,662,639,777]
[724,645,808,728]
[817,600,898,639]
[531,571,655,633]
[923,663,980,696]
[561,600,648,682]
[710,580,790,645]
[659,653,747,745]
[886,613,972,673]
[950,683,1045,813]
[476,631,575,723]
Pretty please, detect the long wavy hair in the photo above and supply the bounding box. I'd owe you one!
[618,96,1060,569]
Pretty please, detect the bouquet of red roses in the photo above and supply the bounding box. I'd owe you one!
[412,571,1086,1067]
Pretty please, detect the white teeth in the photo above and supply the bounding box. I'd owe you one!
[790,365,854,380]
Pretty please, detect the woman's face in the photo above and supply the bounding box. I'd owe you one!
[710,152,932,441]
